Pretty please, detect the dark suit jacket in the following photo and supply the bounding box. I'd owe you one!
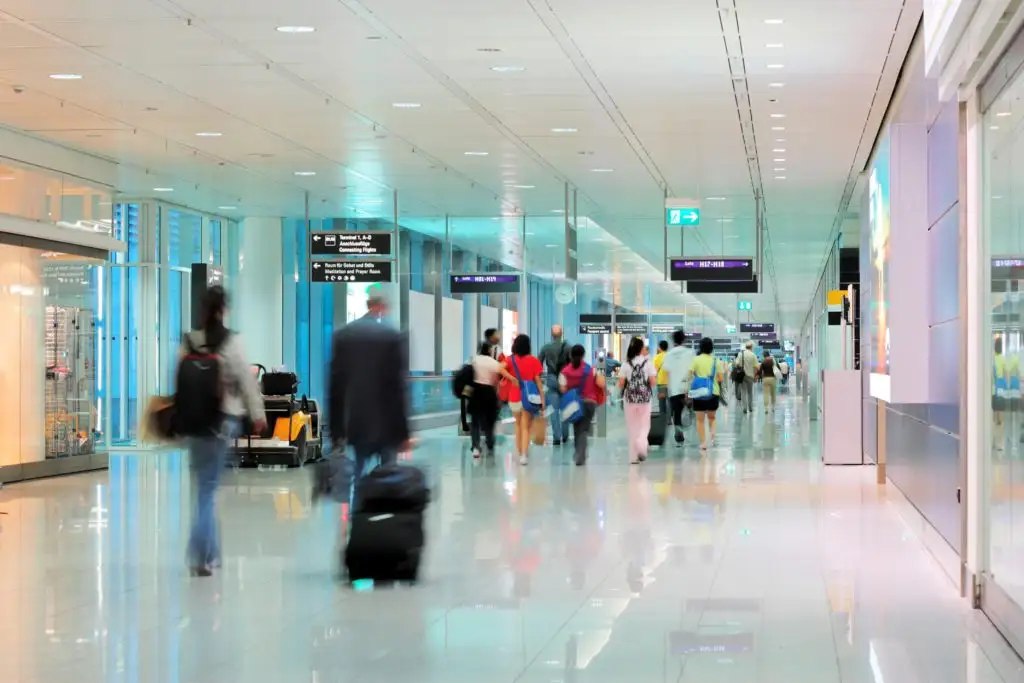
[328,314,411,451]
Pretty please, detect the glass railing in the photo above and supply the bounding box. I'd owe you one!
[410,374,459,415]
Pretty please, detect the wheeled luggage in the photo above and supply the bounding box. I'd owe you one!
[344,463,429,583]
[648,401,667,446]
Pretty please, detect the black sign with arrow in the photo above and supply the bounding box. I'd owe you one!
[309,231,392,257]
[310,259,392,283]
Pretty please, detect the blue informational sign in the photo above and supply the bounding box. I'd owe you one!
[737,300,752,311]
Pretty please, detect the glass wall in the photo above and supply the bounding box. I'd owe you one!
[104,200,236,448]
[983,65,1024,631]
[0,157,112,234]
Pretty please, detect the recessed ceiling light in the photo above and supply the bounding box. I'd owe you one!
[773,148,786,153]
[49,73,82,80]
[512,184,535,189]
[991,125,1000,130]
[706,196,726,201]
[719,218,734,223]
[218,206,237,211]
[491,65,526,72]
[770,113,786,118]
[591,168,614,173]
[997,111,1012,117]
[767,64,785,69]
[764,19,784,25]
[776,138,786,142]
[774,167,786,171]
[774,158,786,162]
[551,127,578,133]
[195,131,222,137]
[153,187,174,192]
[551,209,565,214]
[766,43,784,48]
[392,102,421,109]
[276,26,316,33]
[772,126,786,131]
[464,151,489,156]
[774,176,786,180]
[993,195,1005,200]
[769,82,785,88]
[545,243,559,248]
[294,171,316,176]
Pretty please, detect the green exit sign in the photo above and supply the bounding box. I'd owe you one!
[738,301,752,311]
[665,207,701,227]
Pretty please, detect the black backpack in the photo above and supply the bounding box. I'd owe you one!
[174,334,227,436]
[452,363,474,398]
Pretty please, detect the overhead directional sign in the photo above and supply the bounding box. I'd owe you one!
[650,314,686,334]
[749,331,778,340]
[614,314,649,336]
[740,322,775,333]
[665,197,701,227]
[310,259,391,283]
[670,258,754,282]
[309,231,392,257]
[579,314,612,335]
[725,324,737,335]
[688,277,759,294]
[449,273,521,294]
[737,300,752,311]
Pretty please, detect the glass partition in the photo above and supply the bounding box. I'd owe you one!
[0,158,112,233]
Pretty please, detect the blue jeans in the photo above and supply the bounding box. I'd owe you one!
[187,418,239,567]
[546,383,569,442]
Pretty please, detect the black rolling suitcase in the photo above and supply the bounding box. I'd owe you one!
[648,398,667,447]
[344,463,430,583]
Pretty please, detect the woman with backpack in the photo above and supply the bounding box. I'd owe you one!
[177,286,265,577]
[503,334,545,465]
[617,337,656,464]
[688,337,726,453]
[559,344,607,466]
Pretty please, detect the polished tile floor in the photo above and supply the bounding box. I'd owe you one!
[1,391,1022,682]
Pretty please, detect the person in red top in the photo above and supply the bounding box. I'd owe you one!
[504,334,544,465]
[559,344,606,466]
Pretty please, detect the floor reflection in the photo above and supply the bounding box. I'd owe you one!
[0,392,1018,682]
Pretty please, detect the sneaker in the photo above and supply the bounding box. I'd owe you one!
[630,458,642,465]
[471,447,481,459]
[519,454,529,465]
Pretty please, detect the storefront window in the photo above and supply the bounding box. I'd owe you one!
[0,244,103,472]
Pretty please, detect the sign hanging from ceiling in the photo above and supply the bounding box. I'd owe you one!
[749,331,778,340]
[665,197,701,227]
[449,273,522,294]
[740,322,775,333]
[310,259,392,283]
[737,300,752,311]
[650,314,686,334]
[669,258,754,282]
[579,314,612,335]
[688,277,760,294]
[614,314,649,336]
[309,231,392,257]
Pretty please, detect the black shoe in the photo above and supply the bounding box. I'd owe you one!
[553,438,562,446]
[190,565,213,577]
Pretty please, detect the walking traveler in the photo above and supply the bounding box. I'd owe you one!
[688,337,725,454]
[654,340,669,417]
[757,352,778,413]
[795,358,804,394]
[663,329,695,445]
[539,325,572,445]
[504,334,545,465]
[469,341,516,458]
[559,344,606,465]
[618,337,656,464]
[328,288,413,482]
[177,286,266,577]
[736,341,758,414]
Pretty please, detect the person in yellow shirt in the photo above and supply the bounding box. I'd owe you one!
[654,340,669,417]
[688,337,726,453]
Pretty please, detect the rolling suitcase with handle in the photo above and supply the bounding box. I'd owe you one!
[648,397,667,447]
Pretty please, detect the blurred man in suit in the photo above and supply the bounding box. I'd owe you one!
[328,287,412,479]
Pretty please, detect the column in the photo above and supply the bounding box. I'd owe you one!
[236,217,284,368]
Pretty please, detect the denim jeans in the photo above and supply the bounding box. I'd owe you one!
[546,380,568,442]
[187,418,239,568]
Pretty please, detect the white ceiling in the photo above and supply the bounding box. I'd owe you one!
[0,0,919,336]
